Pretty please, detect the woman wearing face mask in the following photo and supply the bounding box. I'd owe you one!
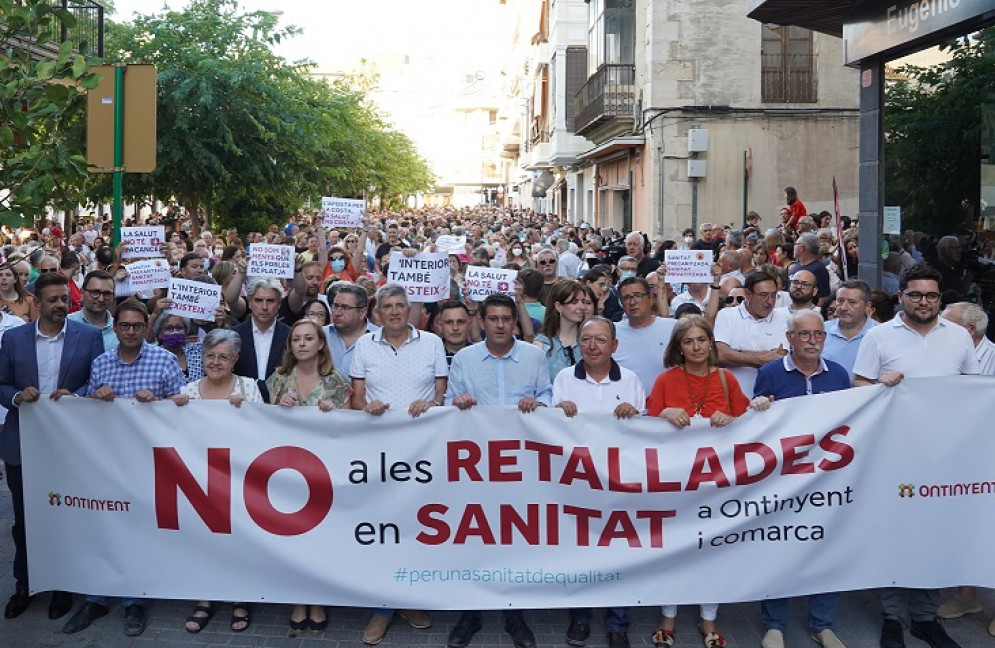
[680,229,695,250]
[322,245,360,283]
[507,244,531,269]
[154,314,203,383]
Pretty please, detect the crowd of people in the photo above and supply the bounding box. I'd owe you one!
[0,198,993,648]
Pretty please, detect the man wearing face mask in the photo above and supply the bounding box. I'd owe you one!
[616,256,639,284]
[680,228,695,250]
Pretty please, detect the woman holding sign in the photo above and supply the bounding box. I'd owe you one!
[646,315,768,648]
[266,318,352,636]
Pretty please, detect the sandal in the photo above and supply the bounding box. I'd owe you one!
[309,605,328,635]
[652,628,675,647]
[231,602,252,633]
[289,605,308,637]
[699,625,726,648]
[185,602,215,633]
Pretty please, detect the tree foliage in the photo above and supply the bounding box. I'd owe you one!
[87,0,433,231]
[885,29,995,234]
[0,0,101,222]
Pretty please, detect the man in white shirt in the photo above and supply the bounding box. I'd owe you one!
[613,277,676,394]
[232,278,290,402]
[941,301,995,375]
[853,264,978,648]
[714,270,789,396]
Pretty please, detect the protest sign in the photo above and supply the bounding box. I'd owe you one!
[321,197,365,229]
[165,278,221,320]
[435,235,467,255]
[665,250,713,284]
[121,226,165,259]
[248,244,295,279]
[126,259,172,292]
[464,265,517,301]
[387,251,450,302]
[21,378,995,607]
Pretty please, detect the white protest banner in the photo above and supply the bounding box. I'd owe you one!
[464,265,517,301]
[125,259,172,292]
[665,250,713,284]
[248,243,295,279]
[387,251,450,302]
[321,197,365,229]
[435,235,467,255]
[120,226,165,259]
[20,378,995,607]
[165,278,221,320]
[883,206,902,236]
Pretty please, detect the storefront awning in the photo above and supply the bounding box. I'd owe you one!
[746,0,854,37]
[578,136,645,162]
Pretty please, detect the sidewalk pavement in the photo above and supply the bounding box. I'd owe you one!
[1,469,993,648]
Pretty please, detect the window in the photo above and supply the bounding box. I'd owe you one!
[761,25,817,103]
[587,0,634,74]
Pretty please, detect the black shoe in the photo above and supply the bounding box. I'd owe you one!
[63,602,109,633]
[448,614,483,648]
[4,587,31,619]
[608,632,632,648]
[910,619,960,648]
[505,614,537,648]
[48,591,73,620]
[124,604,147,637]
[567,619,591,646]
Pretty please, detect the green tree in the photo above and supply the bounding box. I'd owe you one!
[0,0,100,223]
[885,30,995,233]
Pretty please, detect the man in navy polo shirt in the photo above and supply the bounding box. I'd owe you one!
[752,309,850,648]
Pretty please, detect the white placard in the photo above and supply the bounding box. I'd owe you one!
[248,243,296,279]
[883,206,901,235]
[120,226,165,259]
[665,250,714,284]
[125,259,172,292]
[321,197,365,229]
[166,278,221,320]
[387,251,451,302]
[435,235,467,255]
[464,265,517,301]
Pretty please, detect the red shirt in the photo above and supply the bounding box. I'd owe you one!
[68,279,82,313]
[646,367,749,418]
[786,199,807,231]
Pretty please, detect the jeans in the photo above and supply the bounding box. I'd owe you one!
[570,607,630,632]
[877,588,940,622]
[87,595,146,608]
[762,593,840,632]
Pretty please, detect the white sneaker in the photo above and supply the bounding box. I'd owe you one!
[762,629,785,648]
[937,597,982,619]
[811,629,846,648]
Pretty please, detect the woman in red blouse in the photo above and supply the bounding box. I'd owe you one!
[647,315,767,648]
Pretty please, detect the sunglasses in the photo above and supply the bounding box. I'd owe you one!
[538,259,556,266]
[725,295,746,305]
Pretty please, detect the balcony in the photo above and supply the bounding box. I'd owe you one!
[761,53,817,103]
[573,64,635,142]
[5,1,105,59]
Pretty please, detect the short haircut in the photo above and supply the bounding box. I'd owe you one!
[786,310,824,332]
[517,268,544,298]
[617,255,638,267]
[674,303,703,318]
[34,271,69,296]
[899,263,941,291]
[796,233,820,255]
[116,298,149,322]
[726,230,744,248]
[179,252,203,269]
[743,269,777,292]
[60,251,79,270]
[203,328,242,354]
[837,279,871,303]
[943,302,988,337]
[246,277,284,299]
[375,283,409,309]
[331,282,368,307]
[81,269,113,290]
[580,315,616,340]
[480,292,516,316]
[618,276,650,294]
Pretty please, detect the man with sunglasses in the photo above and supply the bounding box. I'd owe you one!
[714,270,789,396]
[536,248,559,306]
[853,263,978,648]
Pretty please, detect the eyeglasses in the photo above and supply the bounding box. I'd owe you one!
[116,322,147,332]
[306,311,328,319]
[790,330,827,341]
[904,291,941,303]
[537,259,557,266]
[204,352,234,363]
[620,292,649,303]
[749,291,778,301]
[789,280,815,288]
[330,303,365,312]
[39,268,58,274]
[161,325,186,334]
[85,289,114,300]
[725,295,746,305]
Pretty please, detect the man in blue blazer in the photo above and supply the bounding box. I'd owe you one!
[0,272,104,620]
[231,277,290,402]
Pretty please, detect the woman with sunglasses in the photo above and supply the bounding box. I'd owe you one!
[533,280,596,380]
[322,245,360,284]
[647,315,767,648]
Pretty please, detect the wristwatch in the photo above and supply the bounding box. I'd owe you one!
[432,398,445,406]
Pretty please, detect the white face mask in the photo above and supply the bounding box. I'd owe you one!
[512,248,522,256]
[684,236,694,244]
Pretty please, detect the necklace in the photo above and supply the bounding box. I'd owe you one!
[682,366,711,415]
